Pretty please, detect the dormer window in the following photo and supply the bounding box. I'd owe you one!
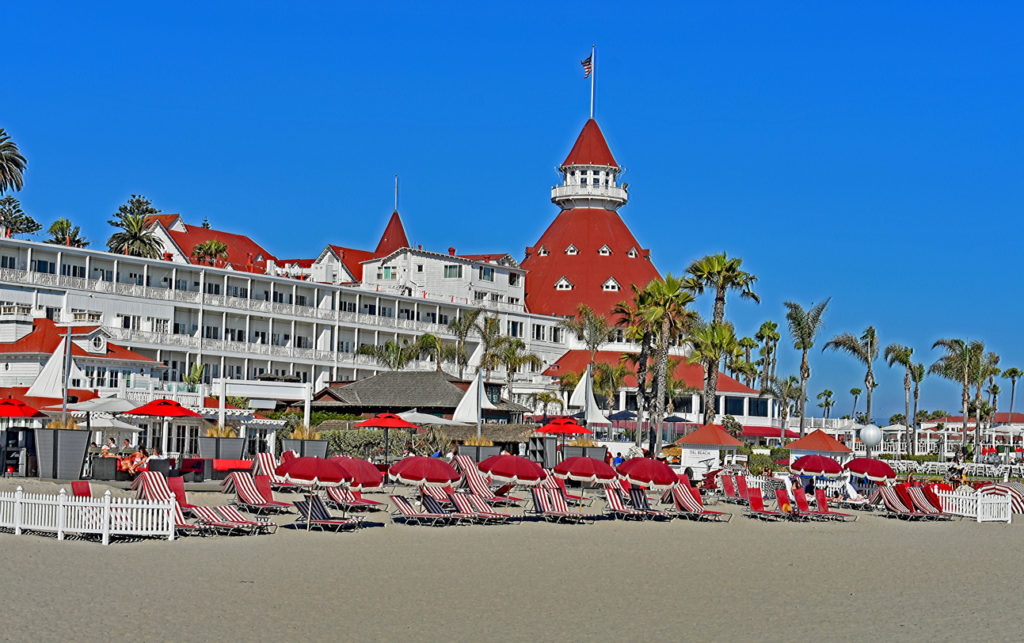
[602,277,620,292]
[564,244,578,256]
[554,277,573,291]
[627,247,638,258]
[598,245,611,256]
[538,246,549,257]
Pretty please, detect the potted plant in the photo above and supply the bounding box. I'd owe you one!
[197,425,246,459]
[280,424,327,458]
[34,417,91,480]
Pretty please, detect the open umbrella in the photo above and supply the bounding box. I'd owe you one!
[844,458,896,483]
[276,456,353,531]
[388,456,460,487]
[790,454,843,477]
[616,457,677,489]
[122,399,202,418]
[354,413,420,467]
[538,418,591,435]
[553,456,617,484]
[477,454,545,486]
[0,399,45,418]
[328,456,384,490]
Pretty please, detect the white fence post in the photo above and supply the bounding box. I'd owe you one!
[57,489,66,541]
[168,493,175,542]
[102,491,111,546]
[13,486,22,536]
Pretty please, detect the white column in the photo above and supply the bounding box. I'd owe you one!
[161,418,169,455]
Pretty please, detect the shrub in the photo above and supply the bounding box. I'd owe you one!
[320,429,411,459]
[748,453,773,473]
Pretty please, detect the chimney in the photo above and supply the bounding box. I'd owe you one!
[448,247,456,256]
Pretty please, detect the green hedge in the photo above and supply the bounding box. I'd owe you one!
[320,429,412,459]
[876,453,938,463]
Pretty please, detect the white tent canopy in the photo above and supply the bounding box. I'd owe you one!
[568,365,610,426]
[44,396,136,414]
[451,374,497,424]
[26,339,86,399]
[399,409,468,426]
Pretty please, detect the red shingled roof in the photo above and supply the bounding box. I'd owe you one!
[522,207,659,316]
[785,429,852,453]
[150,220,278,273]
[0,386,99,410]
[327,245,374,282]
[542,350,758,394]
[144,214,181,229]
[562,119,618,168]
[374,211,409,257]
[926,413,1024,425]
[675,424,742,448]
[0,319,156,362]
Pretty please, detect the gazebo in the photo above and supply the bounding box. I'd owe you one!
[784,429,853,465]
[674,424,744,478]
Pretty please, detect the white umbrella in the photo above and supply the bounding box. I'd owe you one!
[89,416,142,433]
[44,397,136,413]
[398,409,469,426]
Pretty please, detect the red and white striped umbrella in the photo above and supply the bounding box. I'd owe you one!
[790,454,843,478]
[553,456,617,484]
[844,458,896,483]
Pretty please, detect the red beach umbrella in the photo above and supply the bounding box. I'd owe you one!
[354,413,420,429]
[122,399,202,418]
[328,456,384,490]
[553,456,617,484]
[0,399,45,418]
[844,458,896,483]
[616,457,677,489]
[477,454,545,486]
[389,456,460,487]
[538,418,592,435]
[277,456,353,487]
[790,454,843,477]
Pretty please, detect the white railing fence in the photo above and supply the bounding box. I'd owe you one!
[936,488,1011,523]
[0,488,175,545]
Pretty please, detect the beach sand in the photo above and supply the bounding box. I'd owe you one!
[1,478,1020,642]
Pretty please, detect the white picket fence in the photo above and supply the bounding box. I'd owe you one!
[936,488,1012,523]
[0,488,175,545]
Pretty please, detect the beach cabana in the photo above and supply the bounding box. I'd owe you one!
[784,429,853,465]
[674,424,743,479]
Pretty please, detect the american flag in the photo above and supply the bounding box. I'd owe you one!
[580,53,593,78]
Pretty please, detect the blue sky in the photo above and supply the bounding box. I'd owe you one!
[5,2,1023,420]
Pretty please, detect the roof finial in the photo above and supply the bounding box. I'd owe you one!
[394,174,398,212]
[590,44,596,120]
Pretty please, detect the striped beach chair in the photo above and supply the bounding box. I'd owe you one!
[389,495,457,527]
[906,487,954,520]
[228,472,289,515]
[293,496,361,532]
[218,505,277,534]
[669,485,731,522]
[603,487,645,520]
[629,488,671,520]
[326,487,386,512]
[448,492,509,525]
[171,503,209,536]
[191,505,258,535]
[878,487,930,520]
[457,457,523,506]
[421,495,473,524]
[466,494,516,524]
[531,488,586,523]
[253,452,296,491]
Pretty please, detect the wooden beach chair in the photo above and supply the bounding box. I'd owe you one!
[603,487,646,520]
[745,487,784,521]
[293,496,361,532]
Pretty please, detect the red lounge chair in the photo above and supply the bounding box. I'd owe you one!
[229,472,289,515]
[531,488,588,524]
[448,492,510,525]
[191,505,259,535]
[720,475,741,503]
[254,453,296,491]
[166,475,199,516]
[390,495,459,527]
[218,505,277,534]
[878,487,930,520]
[810,489,857,522]
[906,487,954,520]
[71,481,92,498]
[292,496,361,532]
[790,488,828,521]
[628,488,671,520]
[735,476,752,504]
[253,475,294,512]
[774,489,811,521]
[603,487,645,520]
[745,487,784,521]
[668,485,731,522]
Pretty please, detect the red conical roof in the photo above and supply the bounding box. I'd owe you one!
[561,119,618,168]
[521,208,659,316]
[374,211,409,257]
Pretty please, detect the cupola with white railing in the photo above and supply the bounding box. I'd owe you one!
[550,119,628,211]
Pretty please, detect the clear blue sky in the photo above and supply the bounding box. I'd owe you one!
[6,2,1023,420]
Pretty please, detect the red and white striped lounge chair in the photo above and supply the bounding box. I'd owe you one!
[467,494,516,524]
[171,503,209,536]
[603,487,645,520]
[421,495,475,523]
[669,485,732,522]
[293,496,361,531]
[191,505,259,535]
[745,487,784,521]
[530,488,588,524]
[166,474,199,516]
[326,487,386,512]
[218,504,278,534]
[253,475,294,512]
[878,487,930,520]
[448,492,510,525]
[629,488,672,520]
[71,481,92,498]
[420,484,456,506]
[458,458,523,505]
[808,489,857,522]
[229,472,289,515]
[906,487,954,520]
[134,471,172,501]
[554,477,590,507]
[254,452,296,491]
[389,495,458,527]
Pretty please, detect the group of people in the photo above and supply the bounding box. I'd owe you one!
[94,438,165,475]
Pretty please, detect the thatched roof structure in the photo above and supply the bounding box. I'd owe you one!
[437,423,538,443]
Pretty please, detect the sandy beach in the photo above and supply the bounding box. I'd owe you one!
[1,478,1021,642]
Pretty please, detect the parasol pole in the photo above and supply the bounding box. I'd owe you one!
[476,369,483,444]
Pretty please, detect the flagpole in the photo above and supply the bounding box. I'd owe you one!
[589,44,595,119]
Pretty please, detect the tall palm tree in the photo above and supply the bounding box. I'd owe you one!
[497,338,542,401]
[884,343,914,456]
[531,391,563,418]
[849,387,862,418]
[762,375,801,444]
[191,240,229,266]
[738,336,758,387]
[559,303,617,368]
[816,389,834,418]
[643,275,696,453]
[972,351,999,445]
[44,217,88,247]
[557,371,582,409]
[824,326,879,424]
[413,333,457,372]
[474,315,505,382]
[0,129,27,194]
[107,195,162,258]
[929,338,983,449]
[755,320,779,389]
[686,319,737,425]
[357,339,417,370]
[783,299,829,436]
[613,285,656,445]
[446,308,482,379]
[910,363,925,455]
[1003,368,1022,427]
[593,361,630,409]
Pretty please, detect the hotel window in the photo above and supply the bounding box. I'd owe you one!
[598,245,611,256]
[506,321,523,338]
[61,264,86,278]
[537,246,548,257]
[724,397,745,416]
[205,282,221,295]
[555,277,573,291]
[438,314,449,325]
[602,278,620,292]
[31,259,56,274]
[551,328,563,343]
[508,273,521,287]
[377,266,397,281]
[532,324,546,341]
[474,291,486,301]
[564,244,578,255]
[627,247,638,258]
[443,265,463,279]
[748,398,769,417]
[479,267,494,282]
[0,256,16,269]
[508,297,519,305]
[149,318,169,334]
[416,264,423,273]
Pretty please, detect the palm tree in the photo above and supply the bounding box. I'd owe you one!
[824,326,879,424]
[972,351,1000,445]
[531,391,563,418]
[850,387,862,417]
[762,375,801,444]
[107,195,162,258]
[557,371,582,409]
[593,361,629,409]
[929,338,983,449]
[1003,368,1022,427]
[783,299,829,436]
[755,320,779,389]
[738,336,758,387]
[644,275,696,453]
[0,129,27,194]
[446,309,482,379]
[472,315,507,383]
[613,285,656,446]
[357,339,417,370]
[44,217,88,247]
[884,343,914,456]
[413,333,457,372]
[497,338,542,401]
[191,240,228,266]
[686,319,737,425]
[816,389,834,418]
[559,303,617,369]
[910,363,925,455]
[182,363,205,392]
